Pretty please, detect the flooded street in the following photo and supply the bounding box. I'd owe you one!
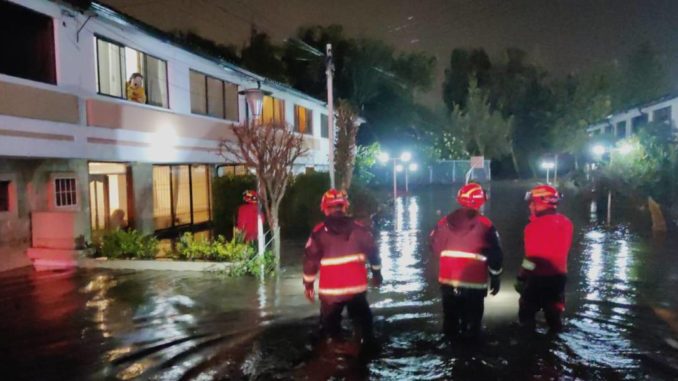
[1,182,677,380]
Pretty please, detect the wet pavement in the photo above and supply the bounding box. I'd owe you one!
[1,182,678,380]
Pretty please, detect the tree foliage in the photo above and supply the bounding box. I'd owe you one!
[451,79,513,159]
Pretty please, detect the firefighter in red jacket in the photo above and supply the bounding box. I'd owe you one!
[303,189,382,344]
[430,183,503,340]
[237,190,263,242]
[517,184,573,332]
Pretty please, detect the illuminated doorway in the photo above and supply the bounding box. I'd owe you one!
[88,162,133,239]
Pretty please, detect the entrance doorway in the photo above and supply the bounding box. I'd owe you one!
[88,162,133,239]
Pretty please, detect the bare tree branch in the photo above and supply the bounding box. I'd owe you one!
[219,121,309,262]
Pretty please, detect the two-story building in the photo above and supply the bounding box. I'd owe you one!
[0,0,332,271]
[587,93,678,141]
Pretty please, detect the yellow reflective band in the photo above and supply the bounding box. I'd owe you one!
[320,254,366,266]
[441,251,487,261]
[438,278,488,289]
[303,274,316,283]
[489,267,503,276]
[318,284,368,296]
[521,258,536,270]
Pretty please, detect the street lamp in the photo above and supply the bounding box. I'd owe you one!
[591,142,636,225]
[379,151,414,199]
[592,144,606,156]
[405,163,418,193]
[239,85,271,262]
[541,160,555,184]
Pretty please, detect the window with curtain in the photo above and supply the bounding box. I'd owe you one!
[96,37,168,108]
[206,76,225,118]
[262,96,285,124]
[145,54,168,107]
[189,70,239,121]
[190,70,207,114]
[294,105,313,134]
[96,39,124,98]
[153,165,212,230]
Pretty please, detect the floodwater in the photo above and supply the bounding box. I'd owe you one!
[1,182,678,380]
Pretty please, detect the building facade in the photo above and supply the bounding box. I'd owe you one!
[0,0,331,271]
[587,94,678,141]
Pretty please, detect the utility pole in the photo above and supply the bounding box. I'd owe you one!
[326,43,335,188]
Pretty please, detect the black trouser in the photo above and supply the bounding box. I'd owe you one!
[518,274,567,331]
[440,285,486,339]
[320,292,373,341]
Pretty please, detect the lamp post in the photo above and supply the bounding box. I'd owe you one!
[591,142,634,225]
[406,163,418,193]
[541,160,555,184]
[240,85,271,260]
[379,151,413,199]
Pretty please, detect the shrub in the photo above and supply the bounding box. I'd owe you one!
[212,174,257,237]
[99,229,159,259]
[229,248,277,277]
[176,231,255,262]
[280,171,330,236]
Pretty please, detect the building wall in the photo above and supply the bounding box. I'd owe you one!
[3,0,331,168]
[587,96,678,140]
[0,158,90,270]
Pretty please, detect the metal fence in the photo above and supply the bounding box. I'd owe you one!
[426,160,492,184]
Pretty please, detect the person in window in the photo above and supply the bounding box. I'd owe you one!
[126,73,146,104]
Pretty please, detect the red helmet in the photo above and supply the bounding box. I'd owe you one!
[525,184,561,207]
[243,190,258,204]
[320,189,350,214]
[456,183,487,209]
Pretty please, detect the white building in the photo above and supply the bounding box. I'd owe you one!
[0,0,331,271]
[587,93,678,140]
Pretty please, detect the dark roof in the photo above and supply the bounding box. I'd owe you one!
[58,0,326,106]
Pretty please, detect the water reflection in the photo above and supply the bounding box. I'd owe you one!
[2,184,678,380]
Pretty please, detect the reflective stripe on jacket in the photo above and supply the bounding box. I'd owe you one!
[303,214,380,300]
[430,208,503,290]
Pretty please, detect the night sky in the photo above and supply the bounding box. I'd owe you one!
[102,0,678,106]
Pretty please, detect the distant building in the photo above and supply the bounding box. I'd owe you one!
[0,0,331,271]
[587,93,678,141]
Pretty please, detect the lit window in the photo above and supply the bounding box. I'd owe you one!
[55,178,77,207]
[262,96,285,124]
[153,165,211,230]
[294,105,313,134]
[0,181,9,212]
[96,37,168,108]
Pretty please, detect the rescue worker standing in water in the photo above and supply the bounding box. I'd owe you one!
[236,190,263,242]
[430,183,503,340]
[302,189,382,344]
[517,184,573,333]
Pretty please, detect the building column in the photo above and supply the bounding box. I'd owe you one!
[130,163,155,235]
